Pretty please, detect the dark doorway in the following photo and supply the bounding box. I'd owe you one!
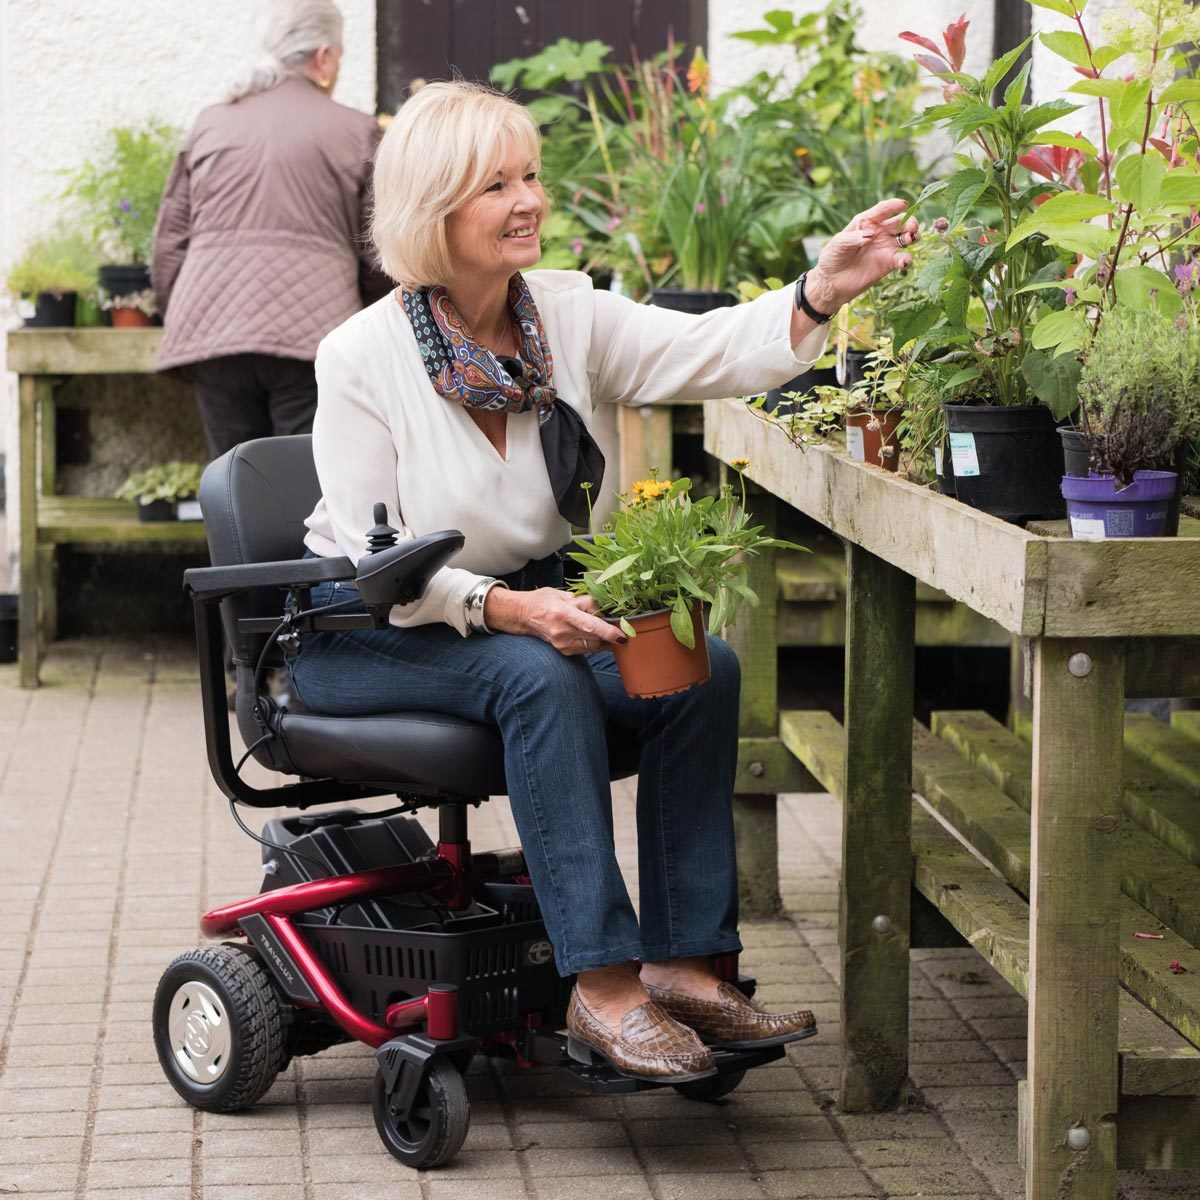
[377,0,708,110]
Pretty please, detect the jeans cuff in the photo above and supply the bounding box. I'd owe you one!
[554,940,647,977]
[637,935,744,964]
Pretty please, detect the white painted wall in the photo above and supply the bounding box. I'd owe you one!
[0,0,376,587]
[709,0,995,96]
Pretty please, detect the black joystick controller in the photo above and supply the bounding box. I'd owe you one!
[365,502,399,553]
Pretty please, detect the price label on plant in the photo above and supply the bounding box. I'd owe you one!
[1069,516,1106,541]
[949,433,980,477]
[934,446,943,476]
[845,425,865,461]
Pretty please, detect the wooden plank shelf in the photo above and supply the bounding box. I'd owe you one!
[6,327,162,375]
[774,550,1009,648]
[778,709,1200,1116]
[36,497,208,544]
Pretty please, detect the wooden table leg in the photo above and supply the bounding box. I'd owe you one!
[17,376,39,688]
[725,488,780,918]
[617,405,673,495]
[840,543,915,1110]
[1026,637,1123,1200]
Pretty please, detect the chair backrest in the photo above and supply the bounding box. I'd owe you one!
[199,435,324,772]
[201,432,322,661]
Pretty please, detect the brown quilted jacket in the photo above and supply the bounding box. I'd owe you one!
[151,75,391,374]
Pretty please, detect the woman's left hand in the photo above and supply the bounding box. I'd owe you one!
[805,199,920,314]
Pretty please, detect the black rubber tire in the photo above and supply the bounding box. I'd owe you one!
[372,1058,470,1169]
[153,945,287,1112]
[673,1068,747,1102]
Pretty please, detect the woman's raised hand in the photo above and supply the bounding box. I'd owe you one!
[805,198,920,314]
[484,587,627,656]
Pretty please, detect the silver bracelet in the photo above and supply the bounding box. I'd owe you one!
[464,578,505,635]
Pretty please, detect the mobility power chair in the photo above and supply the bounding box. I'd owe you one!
[152,435,783,1169]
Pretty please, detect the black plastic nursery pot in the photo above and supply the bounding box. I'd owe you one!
[24,291,77,328]
[935,435,956,496]
[650,289,737,315]
[763,365,837,414]
[942,403,1065,523]
[1059,427,1091,478]
[837,348,870,389]
[98,263,151,299]
[0,594,16,664]
[136,498,175,522]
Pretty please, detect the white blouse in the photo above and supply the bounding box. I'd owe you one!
[303,270,827,635]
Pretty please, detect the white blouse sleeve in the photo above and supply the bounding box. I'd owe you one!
[310,338,492,636]
[586,281,828,407]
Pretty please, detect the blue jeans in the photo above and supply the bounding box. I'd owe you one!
[287,553,744,976]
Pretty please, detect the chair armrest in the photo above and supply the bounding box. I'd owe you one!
[183,556,355,602]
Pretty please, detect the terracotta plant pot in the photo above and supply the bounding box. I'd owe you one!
[606,603,710,698]
[112,307,154,329]
[844,410,901,472]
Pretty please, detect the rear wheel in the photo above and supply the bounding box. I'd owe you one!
[372,1058,470,1169]
[153,945,287,1112]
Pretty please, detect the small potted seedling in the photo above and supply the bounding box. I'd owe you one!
[116,461,204,522]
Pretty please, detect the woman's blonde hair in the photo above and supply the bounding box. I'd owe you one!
[371,80,542,289]
[228,0,344,102]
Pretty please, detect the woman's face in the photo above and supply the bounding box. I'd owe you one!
[445,139,545,284]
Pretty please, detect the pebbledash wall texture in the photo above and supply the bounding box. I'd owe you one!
[0,0,1123,589]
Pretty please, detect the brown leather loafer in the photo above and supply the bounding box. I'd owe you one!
[565,988,717,1083]
[644,981,818,1049]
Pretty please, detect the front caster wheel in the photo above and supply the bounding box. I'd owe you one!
[674,1068,746,1102]
[372,1058,470,1169]
[153,945,287,1112]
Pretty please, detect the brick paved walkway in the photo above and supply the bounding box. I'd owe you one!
[1,638,1197,1200]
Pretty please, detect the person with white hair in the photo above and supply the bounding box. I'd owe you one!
[291,80,920,1085]
[151,0,389,457]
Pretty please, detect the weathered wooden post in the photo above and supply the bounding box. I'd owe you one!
[1026,637,1123,1200]
[840,543,916,1109]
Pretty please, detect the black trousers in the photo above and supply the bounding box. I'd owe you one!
[191,354,318,459]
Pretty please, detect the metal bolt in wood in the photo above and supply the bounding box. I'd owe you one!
[872,914,892,935]
[749,761,765,777]
[1067,1126,1091,1151]
[1068,653,1093,678]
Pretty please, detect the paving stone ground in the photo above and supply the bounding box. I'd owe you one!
[1,637,1197,1200]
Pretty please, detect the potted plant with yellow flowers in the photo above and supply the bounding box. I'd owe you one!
[567,466,804,697]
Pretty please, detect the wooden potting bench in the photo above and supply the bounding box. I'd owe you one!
[707,396,1200,1200]
[10,328,205,687]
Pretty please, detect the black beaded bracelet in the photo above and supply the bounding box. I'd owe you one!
[794,272,833,325]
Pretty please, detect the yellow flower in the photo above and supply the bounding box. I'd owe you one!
[794,146,809,160]
[687,48,710,96]
[730,458,751,472]
[631,478,671,503]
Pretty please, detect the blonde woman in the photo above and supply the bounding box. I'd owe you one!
[152,0,389,458]
[292,80,918,1083]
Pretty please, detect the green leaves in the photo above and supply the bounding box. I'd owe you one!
[1030,308,1088,356]
[1114,265,1182,316]
[1026,0,1081,16]
[944,167,989,229]
[670,600,695,649]
[1022,348,1082,420]
[1116,153,1166,210]
[1007,191,1116,249]
[889,299,941,349]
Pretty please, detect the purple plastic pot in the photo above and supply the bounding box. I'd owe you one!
[1060,470,1177,539]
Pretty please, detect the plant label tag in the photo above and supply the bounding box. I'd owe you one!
[949,433,980,477]
[934,445,944,476]
[845,425,865,461]
[1070,516,1106,541]
[176,500,204,522]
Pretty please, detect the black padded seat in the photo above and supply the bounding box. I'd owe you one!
[277,709,642,795]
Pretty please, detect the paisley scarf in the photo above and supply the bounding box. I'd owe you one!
[402,274,604,526]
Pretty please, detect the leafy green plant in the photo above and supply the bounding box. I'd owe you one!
[6,230,97,298]
[116,461,204,506]
[731,2,925,238]
[894,14,1081,413]
[567,470,803,647]
[1014,0,1200,362]
[1076,304,1200,486]
[62,123,182,265]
